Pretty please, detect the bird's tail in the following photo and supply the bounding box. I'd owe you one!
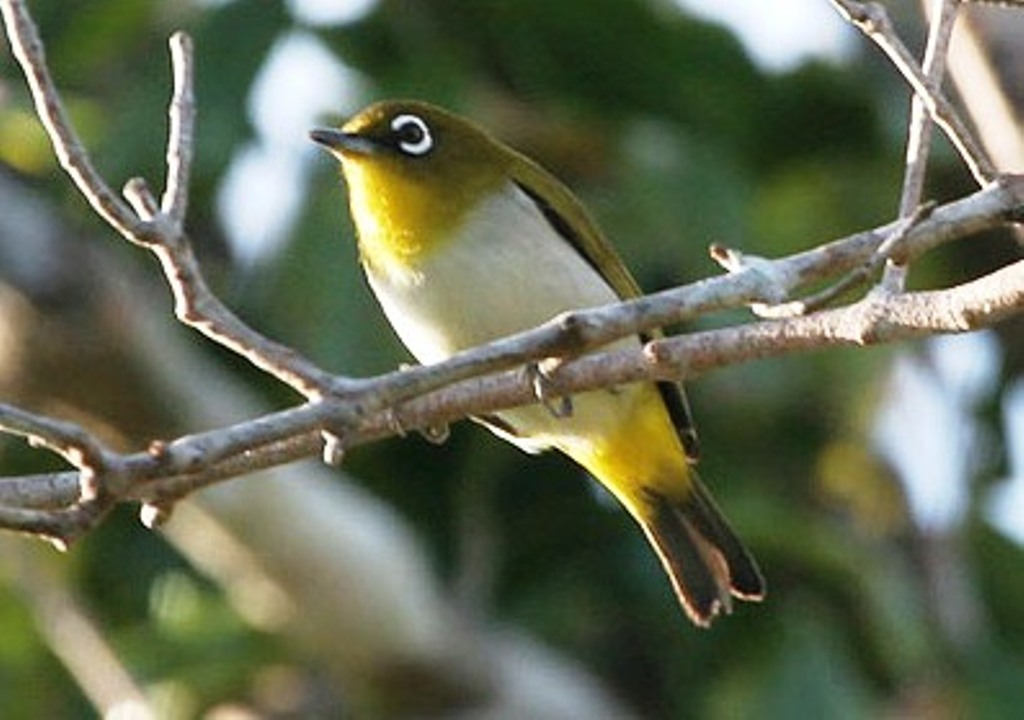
[637,473,765,627]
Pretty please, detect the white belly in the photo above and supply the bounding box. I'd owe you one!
[364,183,641,453]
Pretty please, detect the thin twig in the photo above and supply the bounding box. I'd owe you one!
[0,404,106,474]
[0,472,80,510]
[119,179,341,396]
[0,499,113,550]
[648,259,1024,374]
[884,0,961,291]
[900,0,959,217]
[830,0,996,185]
[3,0,341,399]
[0,404,112,501]
[161,31,194,226]
[711,174,1014,316]
[745,203,936,318]
[0,0,155,244]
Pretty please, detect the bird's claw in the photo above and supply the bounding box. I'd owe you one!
[526,360,573,419]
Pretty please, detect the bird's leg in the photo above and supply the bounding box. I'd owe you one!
[525,358,574,419]
[393,364,451,443]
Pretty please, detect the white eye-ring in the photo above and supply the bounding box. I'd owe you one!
[391,113,433,156]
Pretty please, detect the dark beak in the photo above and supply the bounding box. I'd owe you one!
[309,128,377,156]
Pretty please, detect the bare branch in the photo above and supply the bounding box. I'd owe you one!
[1,0,1022,546]
[0,404,107,478]
[653,259,1024,371]
[161,31,194,225]
[0,499,112,550]
[0,0,155,243]
[830,0,996,185]
[900,0,960,218]
[733,203,936,318]
[884,0,961,291]
[1,0,339,398]
[0,472,80,510]
[1,185,1020,534]
[4,242,1019,528]
[712,177,1017,314]
[4,1,1019,715]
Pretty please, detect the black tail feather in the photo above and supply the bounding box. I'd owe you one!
[642,478,765,627]
[682,474,766,601]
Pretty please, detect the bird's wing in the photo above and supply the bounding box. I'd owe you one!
[509,155,700,460]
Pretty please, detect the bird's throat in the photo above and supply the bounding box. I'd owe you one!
[344,163,466,273]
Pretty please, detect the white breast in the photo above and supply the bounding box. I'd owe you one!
[365,182,625,363]
[364,182,641,454]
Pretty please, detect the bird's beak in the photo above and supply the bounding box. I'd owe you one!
[309,128,377,157]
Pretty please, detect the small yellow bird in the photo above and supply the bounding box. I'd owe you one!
[311,100,764,626]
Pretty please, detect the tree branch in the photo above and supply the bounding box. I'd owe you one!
[0,173,1020,544]
[900,0,960,219]
[2,231,1021,545]
[161,31,194,226]
[884,0,960,291]
[1,0,1022,549]
[0,0,151,242]
[1,0,337,399]
[829,0,996,185]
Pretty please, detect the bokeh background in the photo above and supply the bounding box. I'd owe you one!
[1,0,1023,717]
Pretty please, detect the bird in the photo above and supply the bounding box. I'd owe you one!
[310,100,764,626]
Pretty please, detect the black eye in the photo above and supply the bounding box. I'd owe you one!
[390,114,433,156]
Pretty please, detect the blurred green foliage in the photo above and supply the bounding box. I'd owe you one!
[1,0,1022,718]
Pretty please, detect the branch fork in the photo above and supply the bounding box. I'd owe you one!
[1,0,1022,545]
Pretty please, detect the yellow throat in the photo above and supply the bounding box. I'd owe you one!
[332,102,511,271]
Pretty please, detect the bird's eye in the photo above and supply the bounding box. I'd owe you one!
[390,114,433,156]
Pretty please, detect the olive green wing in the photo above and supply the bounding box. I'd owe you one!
[509,153,700,460]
